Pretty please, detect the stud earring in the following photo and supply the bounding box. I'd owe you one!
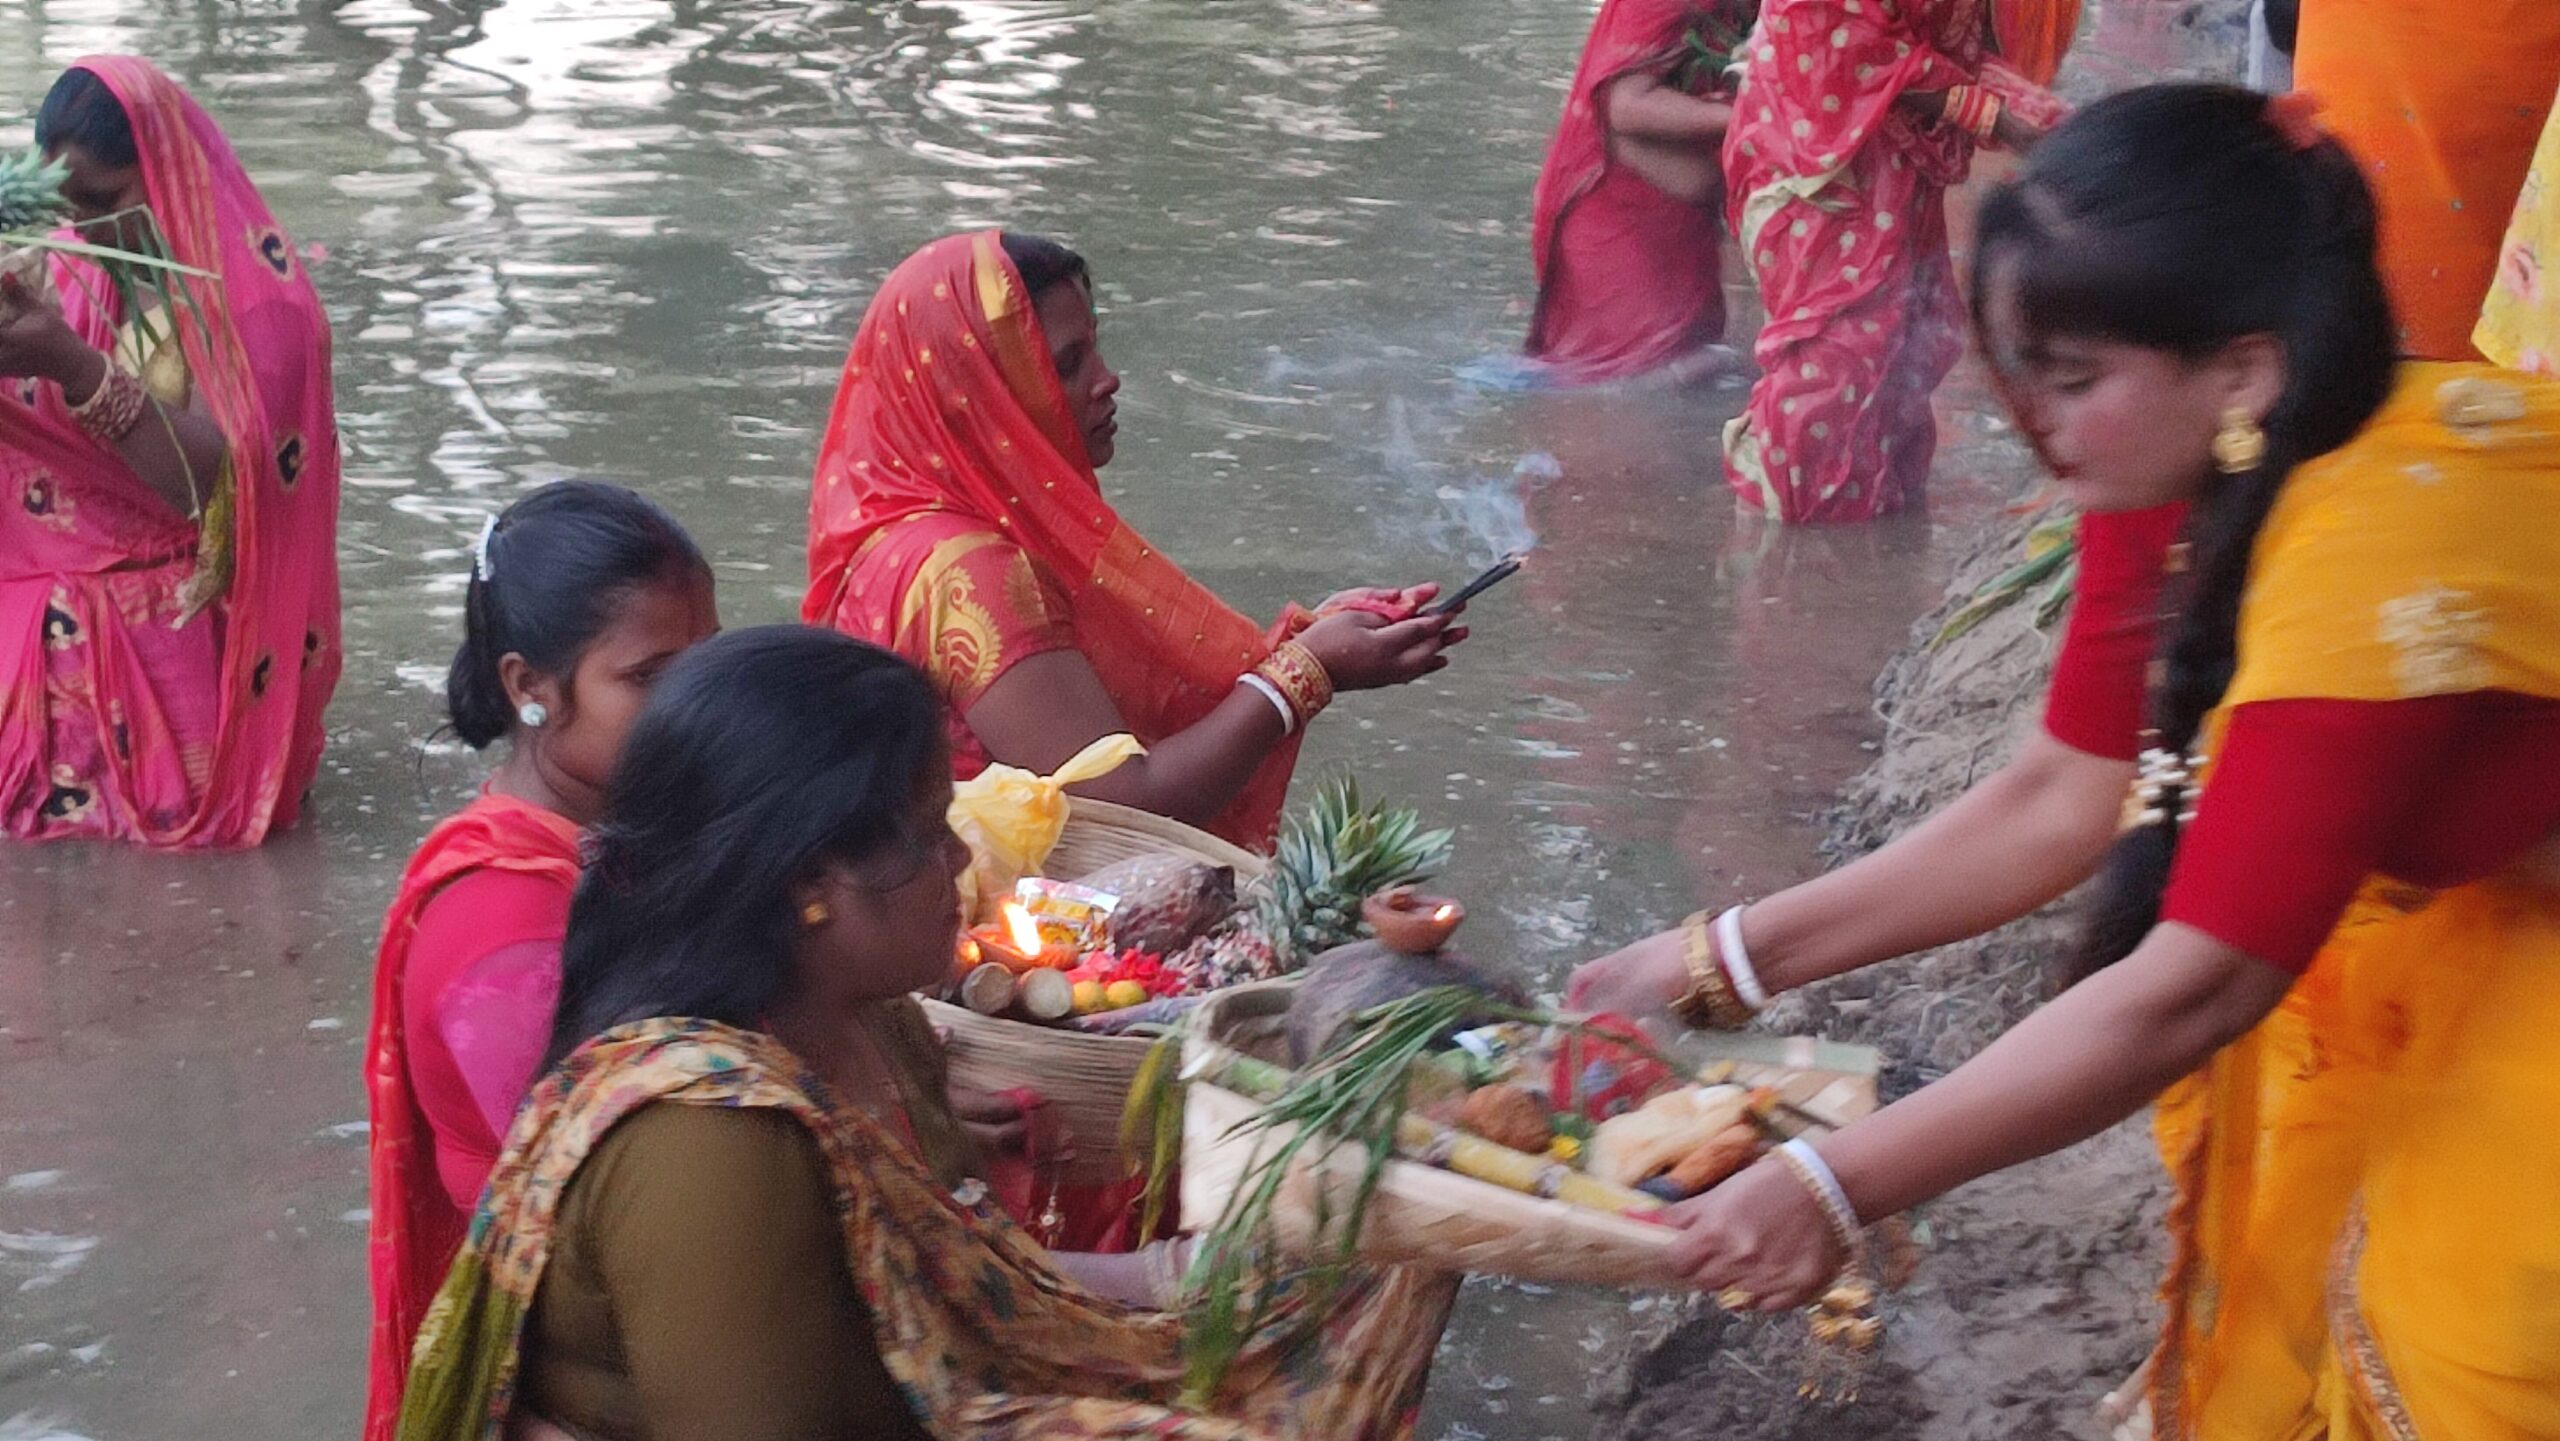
[517,701,548,729]
[2211,407,2266,474]
[801,901,831,927]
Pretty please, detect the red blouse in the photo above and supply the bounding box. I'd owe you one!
[403,867,573,1209]
[2043,507,2560,971]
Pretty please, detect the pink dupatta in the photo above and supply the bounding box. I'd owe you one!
[0,56,341,846]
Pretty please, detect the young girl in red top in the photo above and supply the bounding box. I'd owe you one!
[363,480,717,1441]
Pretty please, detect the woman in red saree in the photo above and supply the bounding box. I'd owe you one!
[1525,0,1752,384]
[1720,0,2071,522]
[804,231,1459,851]
[0,58,340,845]
[365,481,718,1441]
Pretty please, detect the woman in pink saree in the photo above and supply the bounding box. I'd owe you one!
[0,57,340,846]
[1720,0,2071,522]
[1526,0,1752,384]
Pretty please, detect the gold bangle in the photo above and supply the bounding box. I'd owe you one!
[1253,639,1333,729]
[1672,910,1754,1030]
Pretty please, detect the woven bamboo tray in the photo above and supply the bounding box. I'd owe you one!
[923,798,1268,1186]
[1178,982,1880,1287]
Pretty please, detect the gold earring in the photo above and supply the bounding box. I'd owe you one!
[2211,407,2265,474]
[801,901,831,927]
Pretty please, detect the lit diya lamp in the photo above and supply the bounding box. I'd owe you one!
[966,899,1076,972]
[1362,886,1464,955]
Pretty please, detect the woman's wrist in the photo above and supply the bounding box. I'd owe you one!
[1251,639,1333,730]
[45,335,107,398]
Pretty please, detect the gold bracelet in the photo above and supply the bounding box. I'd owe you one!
[1671,909,1755,1030]
[1253,639,1333,729]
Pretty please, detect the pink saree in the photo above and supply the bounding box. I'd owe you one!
[1526,0,1735,382]
[0,56,341,846]
[1720,1,2063,522]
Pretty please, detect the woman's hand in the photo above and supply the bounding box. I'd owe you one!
[0,275,98,389]
[1665,1157,1846,1311]
[1315,583,1437,622]
[1566,927,1690,1024]
[952,1087,1072,1166]
[1297,608,1461,692]
[1992,107,2049,153]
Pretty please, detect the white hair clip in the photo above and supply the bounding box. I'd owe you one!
[472,512,499,583]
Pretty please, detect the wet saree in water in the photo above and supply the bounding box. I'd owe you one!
[2146,365,2560,1439]
[1525,0,1737,382]
[0,56,340,845]
[397,1018,1459,1441]
[1719,0,2063,523]
[803,231,1302,850]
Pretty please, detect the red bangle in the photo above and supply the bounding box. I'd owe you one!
[69,355,148,445]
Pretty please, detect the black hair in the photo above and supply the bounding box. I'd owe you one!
[545,626,945,1066]
[1000,231,1090,300]
[1968,84,2396,979]
[445,480,709,748]
[36,68,137,169]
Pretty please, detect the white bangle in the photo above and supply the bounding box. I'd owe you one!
[1715,906,1770,1011]
[1776,1138,1862,1255]
[1238,672,1296,735]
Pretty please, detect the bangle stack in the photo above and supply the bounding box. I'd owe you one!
[1672,904,1766,1031]
[1251,639,1333,731]
[1238,672,1298,735]
[1774,1138,1864,1258]
[69,353,148,445]
[1944,84,2002,144]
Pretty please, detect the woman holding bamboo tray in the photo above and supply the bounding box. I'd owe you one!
[395,626,1459,1441]
[0,58,340,845]
[1720,0,2072,522]
[803,230,1461,851]
[1571,87,2560,1436]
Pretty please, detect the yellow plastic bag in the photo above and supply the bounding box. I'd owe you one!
[949,733,1145,924]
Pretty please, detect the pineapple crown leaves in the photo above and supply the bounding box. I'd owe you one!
[1252,777,1456,967]
[0,146,74,235]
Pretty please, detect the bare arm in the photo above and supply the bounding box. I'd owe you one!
[963,608,1459,829]
[1568,730,2131,1018]
[1604,71,1734,145]
[1665,924,2290,1305]
[965,648,1288,829]
[0,279,228,519]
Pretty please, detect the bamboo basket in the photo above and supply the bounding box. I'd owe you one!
[1179,982,1881,1287]
[923,798,1269,1186]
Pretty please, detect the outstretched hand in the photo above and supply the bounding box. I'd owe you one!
[1565,926,1689,1027]
[1664,1156,1847,1311]
[1297,607,1464,692]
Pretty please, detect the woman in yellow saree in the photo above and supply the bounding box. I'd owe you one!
[396,626,1457,1441]
[1570,86,2560,1436]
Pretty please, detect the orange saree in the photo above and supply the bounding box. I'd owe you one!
[803,232,1302,850]
[2296,2,2560,360]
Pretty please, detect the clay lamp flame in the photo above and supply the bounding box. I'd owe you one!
[970,900,1072,972]
[1363,886,1464,955]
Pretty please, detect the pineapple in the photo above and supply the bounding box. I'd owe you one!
[0,146,73,306]
[1252,778,1454,970]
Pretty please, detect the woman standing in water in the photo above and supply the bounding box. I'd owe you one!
[1576,86,2560,1434]
[1524,0,1752,384]
[1720,0,2069,522]
[396,627,1461,1441]
[364,481,718,1441]
[0,58,340,844]
[805,231,1459,851]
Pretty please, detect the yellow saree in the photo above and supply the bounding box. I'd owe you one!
[2149,364,2560,1439]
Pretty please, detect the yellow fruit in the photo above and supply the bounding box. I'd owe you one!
[1072,980,1106,1014]
[1103,979,1150,1010]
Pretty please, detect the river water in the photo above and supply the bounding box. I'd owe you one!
[0,2,2230,1436]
